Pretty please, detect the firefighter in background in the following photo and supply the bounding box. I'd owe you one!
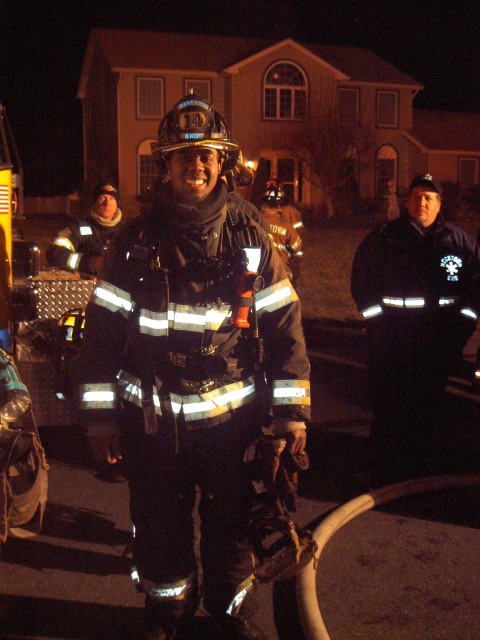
[46,184,124,275]
[352,174,480,487]
[260,183,304,287]
[78,94,310,640]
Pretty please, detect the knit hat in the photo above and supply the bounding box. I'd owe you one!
[93,184,120,207]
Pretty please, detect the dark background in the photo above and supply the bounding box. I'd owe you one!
[1,0,480,196]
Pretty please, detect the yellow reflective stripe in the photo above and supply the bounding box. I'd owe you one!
[116,370,162,414]
[138,304,231,335]
[172,376,256,421]
[255,279,298,314]
[79,383,117,410]
[147,575,195,602]
[272,379,311,406]
[138,310,169,336]
[67,252,82,270]
[92,281,133,316]
[116,371,256,422]
[53,236,75,252]
[79,225,93,236]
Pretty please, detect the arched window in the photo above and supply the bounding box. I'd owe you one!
[263,62,307,120]
[376,145,398,197]
[137,139,158,196]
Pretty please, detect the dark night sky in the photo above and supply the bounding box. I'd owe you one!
[1,0,480,196]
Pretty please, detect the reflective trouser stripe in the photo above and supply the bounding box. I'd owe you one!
[226,574,256,616]
[130,564,195,601]
[272,379,311,406]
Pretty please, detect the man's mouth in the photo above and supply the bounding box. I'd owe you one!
[186,179,206,188]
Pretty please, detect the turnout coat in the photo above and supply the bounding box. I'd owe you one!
[79,194,310,432]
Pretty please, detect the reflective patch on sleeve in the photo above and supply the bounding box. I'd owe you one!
[53,236,75,252]
[67,252,82,270]
[362,305,383,318]
[293,221,303,229]
[255,279,298,315]
[272,379,311,406]
[92,281,133,317]
[79,383,117,410]
[79,225,93,236]
[460,307,478,320]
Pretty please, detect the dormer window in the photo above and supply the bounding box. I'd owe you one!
[263,62,307,120]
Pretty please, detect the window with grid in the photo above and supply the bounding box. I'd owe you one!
[137,77,164,119]
[139,154,158,196]
[184,79,211,101]
[458,157,478,188]
[338,88,360,125]
[263,62,307,120]
[376,91,398,128]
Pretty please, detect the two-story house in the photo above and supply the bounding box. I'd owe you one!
[77,28,480,218]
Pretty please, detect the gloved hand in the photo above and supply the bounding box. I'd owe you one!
[256,429,309,513]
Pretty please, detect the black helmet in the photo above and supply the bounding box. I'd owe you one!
[151,93,240,175]
[262,184,288,206]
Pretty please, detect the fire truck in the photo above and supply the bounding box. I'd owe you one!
[1,102,93,426]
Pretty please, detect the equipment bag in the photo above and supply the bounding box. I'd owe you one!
[0,427,49,543]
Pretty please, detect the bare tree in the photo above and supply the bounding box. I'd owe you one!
[275,103,375,220]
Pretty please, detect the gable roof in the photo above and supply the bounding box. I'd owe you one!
[404,110,480,153]
[78,28,422,96]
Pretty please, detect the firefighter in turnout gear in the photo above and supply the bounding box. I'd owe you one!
[46,184,124,275]
[79,94,310,640]
[352,174,480,487]
[260,183,304,288]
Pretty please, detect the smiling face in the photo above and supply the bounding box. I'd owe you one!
[407,186,441,228]
[167,147,223,204]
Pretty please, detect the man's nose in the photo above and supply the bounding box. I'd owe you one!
[188,154,205,169]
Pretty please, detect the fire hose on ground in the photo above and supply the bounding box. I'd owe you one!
[295,473,480,640]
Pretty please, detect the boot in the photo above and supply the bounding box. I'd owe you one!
[216,614,268,640]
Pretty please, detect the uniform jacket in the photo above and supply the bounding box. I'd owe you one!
[351,215,480,350]
[46,212,123,275]
[79,184,310,430]
[260,205,304,280]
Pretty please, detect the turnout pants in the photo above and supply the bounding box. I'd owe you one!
[120,403,258,623]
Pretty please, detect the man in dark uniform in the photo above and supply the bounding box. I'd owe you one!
[79,94,310,640]
[352,174,480,487]
[46,183,123,275]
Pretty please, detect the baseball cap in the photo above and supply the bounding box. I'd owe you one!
[409,174,442,197]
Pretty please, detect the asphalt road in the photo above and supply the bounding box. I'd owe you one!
[1,343,480,640]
